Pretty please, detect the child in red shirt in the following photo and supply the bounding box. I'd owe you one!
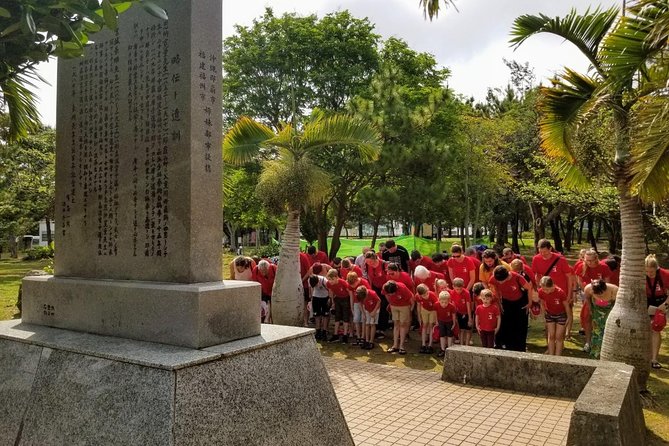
[539,276,571,356]
[326,269,351,343]
[449,278,473,347]
[416,284,439,354]
[436,291,457,357]
[475,289,501,348]
[358,286,381,350]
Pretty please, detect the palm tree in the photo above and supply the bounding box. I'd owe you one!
[510,2,669,389]
[419,0,458,21]
[223,114,381,326]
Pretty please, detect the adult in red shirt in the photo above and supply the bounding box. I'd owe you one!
[488,266,534,352]
[387,263,415,292]
[464,247,482,283]
[603,255,621,286]
[413,265,445,292]
[430,253,453,287]
[447,244,476,290]
[502,247,528,265]
[409,250,436,275]
[306,245,330,267]
[300,251,312,326]
[253,260,276,323]
[538,277,571,356]
[364,251,390,332]
[531,239,573,302]
[646,255,669,369]
[382,280,414,355]
[575,249,610,352]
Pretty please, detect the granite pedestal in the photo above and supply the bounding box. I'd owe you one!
[0,320,353,446]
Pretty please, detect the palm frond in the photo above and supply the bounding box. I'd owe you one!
[510,7,619,73]
[536,69,600,187]
[222,116,274,165]
[418,0,457,21]
[0,71,42,141]
[630,91,669,202]
[628,0,669,48]
[599,10,664,89]
[300,115,382,162]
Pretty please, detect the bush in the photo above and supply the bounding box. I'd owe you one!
[252,239,281,258]
[24,245,54,260]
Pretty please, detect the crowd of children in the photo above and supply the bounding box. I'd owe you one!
[231,238,669,368]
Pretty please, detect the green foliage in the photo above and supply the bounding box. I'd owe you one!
[0,0,166,140]
[252,239,281,258]
[23,244,53,261]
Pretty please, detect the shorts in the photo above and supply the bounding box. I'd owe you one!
[438,320,454,338]
[261,293,271,303]
[364,309,379,325]
[457,313,471,330]
[334,298,351,322]
[391,305,412,324]
[312,297,330,317]
[420,307,437,325]
[545,312,568,325]
[352,302,364,324]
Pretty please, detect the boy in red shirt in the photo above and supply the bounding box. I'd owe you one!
[340,258,363,280]
[436,291,457,357]
[347,272,371,345]
[359,286,381,350]
[416,284,439,354]
[539,276,571,356]
[326,269,351,343]
[449,278,473,347]
[382,280,414,354]
[475,289,501,348]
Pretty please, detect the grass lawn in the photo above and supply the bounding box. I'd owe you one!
[2,249,668,443]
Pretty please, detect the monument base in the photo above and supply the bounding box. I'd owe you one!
[21,276,260,348]
[0,320,353,446]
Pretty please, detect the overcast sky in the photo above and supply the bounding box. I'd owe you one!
[34,0,621,126]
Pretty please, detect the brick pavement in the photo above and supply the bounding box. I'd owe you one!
[324,357,573,446]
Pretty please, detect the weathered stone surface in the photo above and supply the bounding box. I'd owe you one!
[0,340,41,446]
[442,346,646,446]
[21,276,260,348]
[54,0,222,283]
[0,324,352,446]
[175,329,353,446]
[19,348,174,446]
[442,345,595,398]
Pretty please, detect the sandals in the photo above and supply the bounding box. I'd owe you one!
[652,361,662,369]
[398,348,407,355]
[387,347,398,353]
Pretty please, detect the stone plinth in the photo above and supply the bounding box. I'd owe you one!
[0,321,353,446]
[21,276,260,349]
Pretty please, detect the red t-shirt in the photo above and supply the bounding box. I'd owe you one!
[489,272,527,301]
[575,263,610,287]
[388,271,415,292]
[348,278,372,296]
[476,304,500,331]
[384,281,414,307]
[522,264,536,288]
[605,261,620,286]
[365,260,387,289]
[449,288,471,315]
[646,268,669,299]
[447,257,475,285]
[467,256,482,283]
[341,265,364,281]
[417,291,439,311]
[327,278,350,299]
[431,261,452,285]
[539,287,568,315]
[413,271,445,292]
[409,256,436,275]
[436,302,457,323]
[299,252,311,285]
[252,264,276,296]
[532,253,572,292]
[308,250,331,267]
[363,290,381,313]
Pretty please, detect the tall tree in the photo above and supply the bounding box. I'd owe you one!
[511,3,669,388]
[0,0,166,140]
[223,114,381,325]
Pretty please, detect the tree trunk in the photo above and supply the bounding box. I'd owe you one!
[549,217,563,253]
[596,218,602,242]
[511,213,520,253]
[256,227,260,249]
[601,184,650,390]
[390,221,396,237]
[358,221,363,239]
[370,216,381,251]
[315,204,329,255]
[460,226,466,248]
[489,225,495,244]
[495,220,507,246]
[271,209,304,326]
[45,217,52,245]
[225,222,238,252]
[329,200,348,260]
[8,235,17,258]
[529,202,544,252]
[562,207,576,252]
[577,218,585,244]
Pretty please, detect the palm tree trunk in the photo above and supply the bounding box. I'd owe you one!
[271,209,303,326]
[600,183,651,390]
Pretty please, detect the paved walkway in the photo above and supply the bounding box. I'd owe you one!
[324,357,573,446]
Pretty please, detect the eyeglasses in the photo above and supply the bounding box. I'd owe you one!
[451,254,461,258]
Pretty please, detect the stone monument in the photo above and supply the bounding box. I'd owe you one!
[0,1,353,444]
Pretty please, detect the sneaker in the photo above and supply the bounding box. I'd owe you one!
[419,345,427,354]
[582,343,591,353]
[314,330,322,340]
[328,334,340,343]
[341,335,349,344]
[375,332,386,340]
[437,349,445,358]
[365,342,374,350]
[426,346,434,354]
